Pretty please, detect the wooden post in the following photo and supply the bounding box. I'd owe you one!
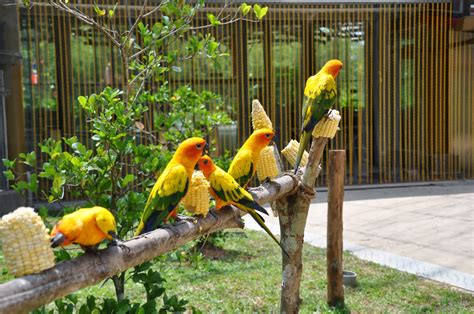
[327,150,345,307]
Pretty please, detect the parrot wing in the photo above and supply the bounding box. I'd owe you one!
[227,149,254,187]
[209,168,268,216]
[136,163,189,235]
[301,74,337,133]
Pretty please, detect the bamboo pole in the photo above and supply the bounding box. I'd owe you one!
[0,175,299,313]
[277,137,329,314]
[327,150,345,308]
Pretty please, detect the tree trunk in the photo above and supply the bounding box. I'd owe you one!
[277,137,328,314]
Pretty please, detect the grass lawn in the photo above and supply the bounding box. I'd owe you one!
[1,230,474,313]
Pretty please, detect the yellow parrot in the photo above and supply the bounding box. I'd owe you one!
[198,155,289,257]
[294,59,343,174]
[50,206,118,248]
[227,128,274,188]
[135,137,207,236]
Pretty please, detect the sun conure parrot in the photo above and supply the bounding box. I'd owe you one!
[198,155,289,257]
[227,128,274,188]
[134,137,207,236]
[294,59,343,174]
[50,206,118,249]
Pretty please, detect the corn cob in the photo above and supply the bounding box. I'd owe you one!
[0,207,55,277]
[312,109,341,139]
[256,145,279,181]
[251,99,273,130]
[181,171,210,217]
[282,140,309,168]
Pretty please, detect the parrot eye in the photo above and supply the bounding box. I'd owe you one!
[196,143,202,149]
[265,133,271,138]
[203,159,208,165]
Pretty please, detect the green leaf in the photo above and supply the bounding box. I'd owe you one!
[94,5,106,16]
[253,4,268,20]
[3,170,14,181]
[207,41,218,55]
[29,173,38,192]
[23,151,36,167]
[78,96,87,107]
[122,174,135,187]
[240,3,251,15]
[2,158,15,169]
[38,206,48,219]
[207,13,221,26]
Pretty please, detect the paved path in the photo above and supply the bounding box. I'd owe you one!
[244,180,474,291]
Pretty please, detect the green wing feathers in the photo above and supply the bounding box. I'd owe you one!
[135,164,189,235]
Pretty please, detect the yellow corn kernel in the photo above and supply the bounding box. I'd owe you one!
[251,99,273,130]
[312,109,341,138]
[181,171,210,217]
[256,145,279,181]
[282,140,309,168]
[0,207,55,277]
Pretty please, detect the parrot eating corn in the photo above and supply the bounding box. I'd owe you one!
[198,155,289,257]
[135,137,207,236]
[227,128,274,188]
[50,206,118,249]
[294,59,343,174]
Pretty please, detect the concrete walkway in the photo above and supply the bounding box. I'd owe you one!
[244,180,474,291]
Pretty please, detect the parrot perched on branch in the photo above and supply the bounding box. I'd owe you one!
[50,206,118,249]
[294,59,343,174]
[198,155,289,257]
[134,137,207,236]
[227,128,274,188]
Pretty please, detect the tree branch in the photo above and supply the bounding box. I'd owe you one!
[0,174,299,313]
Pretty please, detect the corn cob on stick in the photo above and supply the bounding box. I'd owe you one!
[282,140,309,168]
[251,99,273,130]
[312,109,341,139]
[256,145,279,181]
[0,207,55,277]
[181,171,211,217]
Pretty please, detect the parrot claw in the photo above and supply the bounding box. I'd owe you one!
[109,239,131,253]
[175,214,198,224]
[107,231,130,253]
[82,245,100,255]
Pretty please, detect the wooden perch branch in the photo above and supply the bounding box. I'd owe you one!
[277,137,329,314]
[0,174,299,313]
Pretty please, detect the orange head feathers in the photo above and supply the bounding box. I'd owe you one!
[173,137,207,168]
[244,128,274,151]
[322,59,343,78]
[197,155,216,178]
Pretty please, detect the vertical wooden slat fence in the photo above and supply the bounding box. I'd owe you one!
[17,1,473,191]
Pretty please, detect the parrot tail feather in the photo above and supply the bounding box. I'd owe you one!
[240,198,269,216]
[51,232,66,248]
[242,205,290,258]
[141,210,170,235]
[294,131,312,174]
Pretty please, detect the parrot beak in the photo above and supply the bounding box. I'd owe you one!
[51,232,66,248]
[108,231,119,240]
[203,143,209,155]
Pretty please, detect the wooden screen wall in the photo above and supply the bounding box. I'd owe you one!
[18,1,473,185]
